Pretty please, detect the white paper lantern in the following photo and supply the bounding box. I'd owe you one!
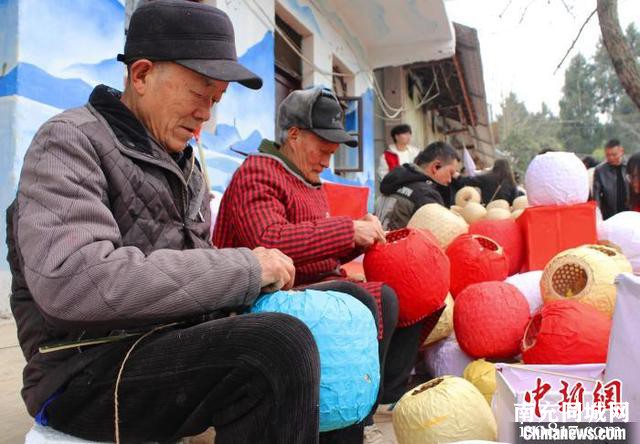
[486,199,510,211]
[456,186,482,207]
[505,271,544,315]
[408,203,469,248]
[524,152,589,206]
[462,202,487,224]
[512,195,528,210]
[423,334,473,378]
[485,208,511,221]
[598,211,640,272]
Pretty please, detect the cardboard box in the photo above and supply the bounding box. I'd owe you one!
[493,364,605,443]
[517,202,597,271]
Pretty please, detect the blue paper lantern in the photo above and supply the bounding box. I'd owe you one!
[251,289,380,431]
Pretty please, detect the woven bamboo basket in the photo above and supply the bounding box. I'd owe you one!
[541,244,632,317]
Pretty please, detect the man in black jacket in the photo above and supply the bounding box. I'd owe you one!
[594,139,628,219]
[376,141,460,230]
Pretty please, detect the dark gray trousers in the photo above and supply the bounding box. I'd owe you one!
[45,313,322,443]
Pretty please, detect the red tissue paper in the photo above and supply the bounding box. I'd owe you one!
[522,299,611,364]
[364,228,450,326]
[454,281,530,359]
[469,219,524,276]
[446,234,509,298]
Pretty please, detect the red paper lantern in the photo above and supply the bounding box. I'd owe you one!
[454,281,530,359]
[469,219,524,276]
[522,299,611,364]
[364,228,449,326]
[446,234,509,297]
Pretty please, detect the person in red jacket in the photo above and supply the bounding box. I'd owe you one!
[377,124,420,181]
[627,151,640,212]
[214,87,434,438]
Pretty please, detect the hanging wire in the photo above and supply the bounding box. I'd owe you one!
[240,0,443,119]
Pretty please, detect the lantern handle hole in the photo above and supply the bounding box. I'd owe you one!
[522,312,542,351]
[385,228,411,244]
[411,377,443,395]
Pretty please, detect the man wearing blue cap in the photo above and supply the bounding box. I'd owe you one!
[6,1,331,442]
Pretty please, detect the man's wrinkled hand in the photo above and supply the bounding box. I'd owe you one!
[253,247,296,293]
[353,214,386,249]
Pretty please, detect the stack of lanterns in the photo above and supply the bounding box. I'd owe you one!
[451,187,529,223]
[384,151,640,443]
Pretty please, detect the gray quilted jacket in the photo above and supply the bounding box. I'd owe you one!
[7,85,262,416]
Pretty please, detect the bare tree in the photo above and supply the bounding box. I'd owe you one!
[597,0,640,111]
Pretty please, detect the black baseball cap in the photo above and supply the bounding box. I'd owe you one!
[277,87,358,147]
[117,0,262,90]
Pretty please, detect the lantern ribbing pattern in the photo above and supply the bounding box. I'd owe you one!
[407,203,468,248]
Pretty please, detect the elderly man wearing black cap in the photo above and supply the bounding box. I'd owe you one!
[214,87,431,441]
[5,1,334,443]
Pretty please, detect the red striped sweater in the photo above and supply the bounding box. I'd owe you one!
[213,152,358,285]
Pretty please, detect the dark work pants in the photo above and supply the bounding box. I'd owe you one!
[45,313,321,444]
[381,319,427,404]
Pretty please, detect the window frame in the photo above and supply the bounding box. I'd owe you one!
[333,95,364,174]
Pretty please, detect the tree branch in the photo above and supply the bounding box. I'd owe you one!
[597,0,640,111]
[554,8,597,74]
[560,0,576,19]
[498,0,514,19]
[519,0,537,25]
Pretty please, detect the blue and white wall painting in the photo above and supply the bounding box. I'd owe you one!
[0,0,126,314]
[204,0,376,211]
[0,0,377,314]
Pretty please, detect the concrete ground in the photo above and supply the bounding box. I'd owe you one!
[0,319,32,444]
[0,318,398,444]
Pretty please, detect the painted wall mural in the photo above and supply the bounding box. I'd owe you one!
[0,0,378,289]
